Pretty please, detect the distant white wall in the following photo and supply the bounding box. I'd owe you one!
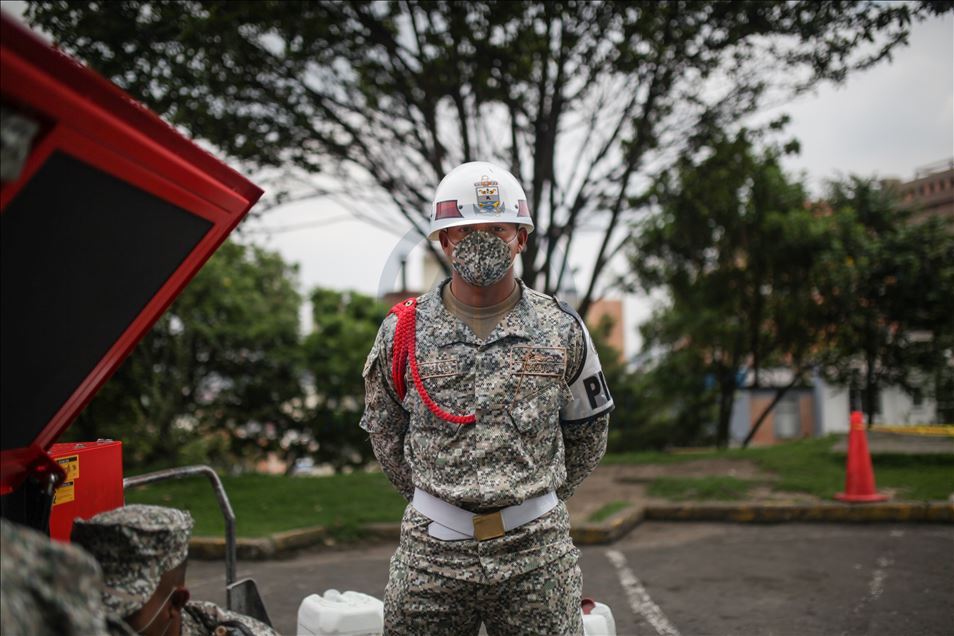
[735,370,939,437]
[817,377,851,434]
[875,386,938,424]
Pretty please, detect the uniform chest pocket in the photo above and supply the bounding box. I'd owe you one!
[509,382,572,434]
[416,356,465,395]
[513,346,567,402]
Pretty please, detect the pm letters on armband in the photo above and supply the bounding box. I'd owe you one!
[557,304,615,421]
[564,362,614,421]
[582,370,611,409]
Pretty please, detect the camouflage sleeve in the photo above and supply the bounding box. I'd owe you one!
[359,314,414,500]
[557,413,609,500]
[182,600,278,636]
[557,318,609,501]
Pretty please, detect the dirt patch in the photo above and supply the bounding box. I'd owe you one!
[566,459,814,525]
[607,458,775,482]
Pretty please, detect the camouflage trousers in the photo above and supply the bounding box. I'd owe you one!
[383,552,583,636]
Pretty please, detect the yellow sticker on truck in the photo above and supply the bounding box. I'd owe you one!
[53,481,75,506]
[57,455,80,481]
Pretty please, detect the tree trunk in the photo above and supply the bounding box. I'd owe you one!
[865,344,877,429]
[716,377,735,449]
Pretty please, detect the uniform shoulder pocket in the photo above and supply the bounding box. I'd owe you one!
[363,314,397,378]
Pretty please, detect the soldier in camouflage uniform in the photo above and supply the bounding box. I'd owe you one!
[0,517,113,636]
[361,162,613,635]
[71,504,278,636]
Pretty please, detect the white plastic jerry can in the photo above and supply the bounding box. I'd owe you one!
[582,598,617,636]
[296,589,385,636]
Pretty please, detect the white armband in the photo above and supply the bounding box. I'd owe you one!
[556,299,614,423]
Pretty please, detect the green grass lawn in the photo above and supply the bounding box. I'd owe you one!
[587,501,631,523]
[605,435,954,501]
[124,471,407,539]
[124,436,951,539]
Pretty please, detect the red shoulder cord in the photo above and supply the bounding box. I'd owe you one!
[388,298,476,425]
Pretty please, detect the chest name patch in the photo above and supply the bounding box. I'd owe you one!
[516,347,566,377]
[417,357,460,379]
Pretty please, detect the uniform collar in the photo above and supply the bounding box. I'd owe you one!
[419,278,539,348]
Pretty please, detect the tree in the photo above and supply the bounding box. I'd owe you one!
[818,179,954,426]
[26,1,948,317]
[66,241,303,469]
[630,135,954,447]
[630,127,840,448]
[297,288,388,473]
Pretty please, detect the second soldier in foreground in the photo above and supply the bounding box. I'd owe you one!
[361,161,613,635]
[71,504,278,636]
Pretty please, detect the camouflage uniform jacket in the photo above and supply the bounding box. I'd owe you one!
[361,278,611,583]
[99,600,275,636]
[0,518,111,636]
[181,600,279,636]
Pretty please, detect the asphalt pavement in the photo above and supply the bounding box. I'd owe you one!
[186,522,953,636]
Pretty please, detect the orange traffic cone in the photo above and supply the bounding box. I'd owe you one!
[835,411,888,502]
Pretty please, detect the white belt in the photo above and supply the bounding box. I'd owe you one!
[412,488,559,541]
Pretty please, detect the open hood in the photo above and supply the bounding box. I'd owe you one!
[0,13,263,494]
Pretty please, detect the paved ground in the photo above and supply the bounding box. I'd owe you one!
[187,522,954,635]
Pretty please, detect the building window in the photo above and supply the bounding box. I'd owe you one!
[774,397,801,439]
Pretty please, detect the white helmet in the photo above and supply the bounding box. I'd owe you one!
[428,161,534,240]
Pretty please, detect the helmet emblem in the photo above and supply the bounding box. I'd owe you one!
[474,175,501,214]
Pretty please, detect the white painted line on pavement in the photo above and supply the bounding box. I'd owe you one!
[605,549,680,636]
[868,556,892,602]
[853,555,893,615]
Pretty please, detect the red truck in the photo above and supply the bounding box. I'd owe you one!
[0,11,271,623]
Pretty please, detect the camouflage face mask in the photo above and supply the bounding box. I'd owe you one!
[451,230,516,287]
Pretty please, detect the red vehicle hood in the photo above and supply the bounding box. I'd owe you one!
[0,13,263,493]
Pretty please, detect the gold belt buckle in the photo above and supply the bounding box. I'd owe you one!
[472,511,505,541]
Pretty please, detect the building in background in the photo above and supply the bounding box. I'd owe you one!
[586,299,625,364]
[888,158,954,222]
[730,368,939,446]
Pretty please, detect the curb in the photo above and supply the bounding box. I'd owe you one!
[188,524,402,561]
[643,501,954,524]
[188,501,954,560]
[362,522,401,541]
[571,505,644,545]
[190,535,276,560]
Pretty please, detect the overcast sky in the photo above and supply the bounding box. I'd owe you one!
[4,4,952,357]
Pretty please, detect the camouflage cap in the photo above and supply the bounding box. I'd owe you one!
[71,504,194,618]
